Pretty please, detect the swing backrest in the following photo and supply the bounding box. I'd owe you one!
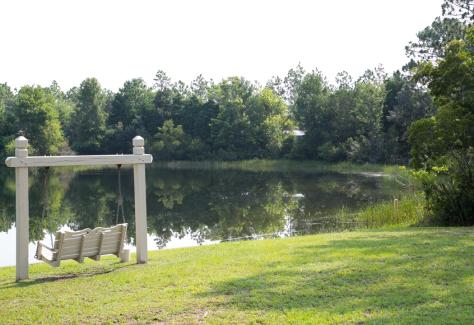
[53,224,127,261]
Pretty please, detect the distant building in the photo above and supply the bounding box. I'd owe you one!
[285,130,305,143]
[292,130,305,137]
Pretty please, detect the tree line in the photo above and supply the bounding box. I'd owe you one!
[0,0,471,169]
[0,65,435,164]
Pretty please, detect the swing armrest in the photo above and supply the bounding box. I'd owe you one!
[35,241,56,259]
[36,241,61,267]
[38,241,55,252]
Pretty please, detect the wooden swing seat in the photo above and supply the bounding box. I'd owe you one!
[35,223,129,267]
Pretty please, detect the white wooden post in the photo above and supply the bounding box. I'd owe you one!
[15,136,29,281]
[133,136,148,263]
[6,135,152,281]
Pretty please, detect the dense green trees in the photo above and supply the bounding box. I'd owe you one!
[290,69,387,162]
[6,86,64,155]
[382,72,435,164]
[208,78,294,159]
[208,77,257,159]
[68,78,108,154]
[0,84,14,157]
[8,3,471,163]
[248,88,294,157]
[0,67,436,163]
[393,0,474,226]
[106,78,155,153]
[409,28,474,168]
[293,70,329,160]
[152,120,190,160]
[408,27,474,225]
[405,17,466,62]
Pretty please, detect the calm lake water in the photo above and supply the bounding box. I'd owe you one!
[0,164,406,266]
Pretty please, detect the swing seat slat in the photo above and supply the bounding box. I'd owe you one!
[35,224,129,267]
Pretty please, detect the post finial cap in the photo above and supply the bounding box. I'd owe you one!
[15,136,28,149]
[133,136,144,147]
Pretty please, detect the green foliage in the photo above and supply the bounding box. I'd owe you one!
[442,0,474,23]
[152,120,191,160]
[409,27,474,226]
[293,70,330,159]
[356,193,426,227]
[294,70,329,132]
[267,63,305,108]
[185,98,219,145]
[382,72,436,164]
[106,78,155,153]
[156,159,408,176]
[416,151,474,225]
[153,69,172,91]
[406,17,466,62]
[68,78,107,154]
[209,78,255,159]
[48,81,74,133]
[408,117,442,168]
[28,168,72,241]
[293,68,386,162]
[0,83,15,158]
[405,1,472,65]
[410,27,474,167]
[0,67,433,164]
[8,86,64,155]
[346,78,385,162]
[206,77,294,160]
[247,88,295,157]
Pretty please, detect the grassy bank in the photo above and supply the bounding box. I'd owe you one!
[354,192,427,228]
[3,159,410,177]
[156,159,408,176]
[3,160,407,176]
[1,228,473,324]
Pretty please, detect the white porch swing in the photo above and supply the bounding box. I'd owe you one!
[34,164,129,267]
[5,135,153,281]
[35,223,129,267]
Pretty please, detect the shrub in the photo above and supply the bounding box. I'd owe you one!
[419,150,474,226]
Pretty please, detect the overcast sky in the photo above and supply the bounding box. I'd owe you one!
[1,0,443,91]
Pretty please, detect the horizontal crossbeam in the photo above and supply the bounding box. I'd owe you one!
[5,154,153,168]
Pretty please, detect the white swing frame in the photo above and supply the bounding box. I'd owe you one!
[5,135,153,281]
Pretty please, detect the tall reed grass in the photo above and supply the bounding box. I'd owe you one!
[157,159,409,176]
[355,192,426,228]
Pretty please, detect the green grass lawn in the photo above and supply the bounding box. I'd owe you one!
[155,159,409,176]
[0,228,473,324]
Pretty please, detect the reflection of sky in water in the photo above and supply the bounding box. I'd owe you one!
[0,226,218,266]
[0,167,408,266]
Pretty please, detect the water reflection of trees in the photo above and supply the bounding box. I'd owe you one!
[147,170,294,247]
[0,168,72,241]
[285,173,401,234]
[0,169,15,233]
[0,167,401,248]
[62,168,137,244]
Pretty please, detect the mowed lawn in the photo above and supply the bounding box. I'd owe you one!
[0,228,473,324]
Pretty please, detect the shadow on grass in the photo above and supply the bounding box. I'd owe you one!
[0,261,131,289]
[199,229,474,322]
